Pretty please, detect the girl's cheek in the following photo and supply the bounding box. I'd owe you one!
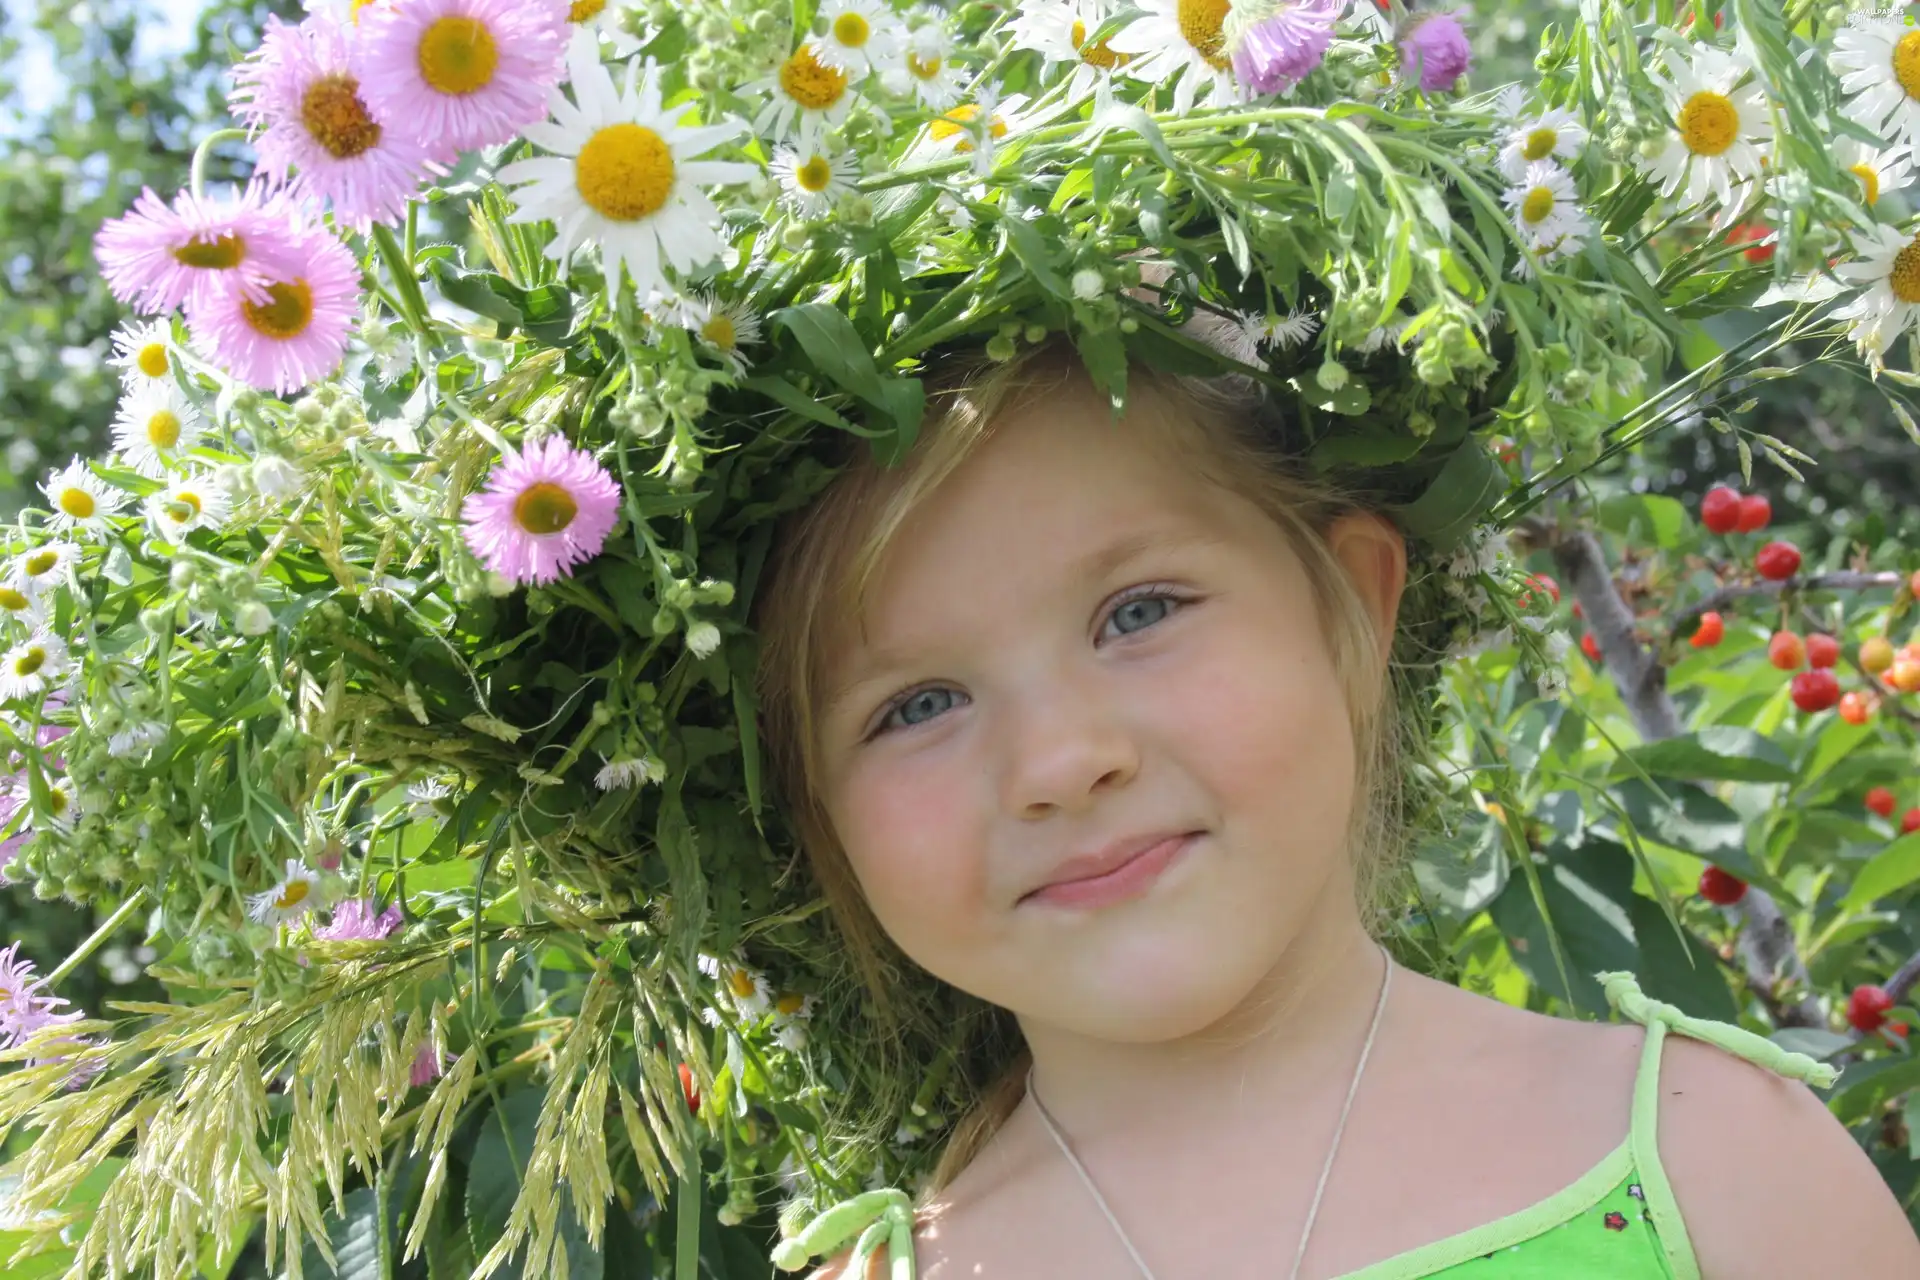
[841,755,992,936]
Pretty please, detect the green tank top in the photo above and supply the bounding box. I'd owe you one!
[769,970,1841,1279]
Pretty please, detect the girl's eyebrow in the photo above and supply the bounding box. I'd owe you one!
[822,525,1223,716]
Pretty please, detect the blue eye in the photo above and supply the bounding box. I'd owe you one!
[865,585,1189,739]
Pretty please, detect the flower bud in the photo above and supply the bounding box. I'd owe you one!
[686,620,722,659]
[1316,360,1350,391]
[235,602,274,636]
[169,560,198,590]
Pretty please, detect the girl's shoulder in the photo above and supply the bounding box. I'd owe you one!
[1652,1031,1920,1274]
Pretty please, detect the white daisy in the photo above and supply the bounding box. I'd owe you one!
[1495,105,1588,182]
[771,142,859,216]
[1838,136,1916,209]
[1008,0,1136,101]
[1266,305,1321,350]
[809,0,905,81]
[1830,22,1920,150]
[563,0,646,60]
[748,42,861,142]
[9,544,80,602]
[674,292,763,374]
[497,36,759,302]
[912,87,1037,177]
[697,951,774,1018]
[1636,45,1773,209]
[1833,221,1920,366]
[40,459,127,537]
[1107,0,1246,114]
[405,776,458,820]
[1355,317,1408,355]
[107,318,177,388]
[884,21,965,109]
[143,473,232,543]
[106,719,169,759]
[0,583,45,631]
[593,754,657,790]
[0,633,70,703]
[770,990,817,1050]
[246,858,326,926]
[1501,161,1590,256]
[109,383,204,478]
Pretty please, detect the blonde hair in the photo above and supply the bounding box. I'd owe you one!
[751,338,1423,1199]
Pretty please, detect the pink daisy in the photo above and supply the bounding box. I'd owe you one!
[186,222,362,395]
[313,896,404,940]
[352,0,572,162]
[410,1039,446,1087]
[231,13,444,233]
[93,183,307,314]
[460,435,622,587]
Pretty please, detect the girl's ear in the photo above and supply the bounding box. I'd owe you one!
[1326,512,1408,672]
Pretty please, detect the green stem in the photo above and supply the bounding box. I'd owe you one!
[190,128,249,201]
[43,887,150,988]
[371,223,435,340]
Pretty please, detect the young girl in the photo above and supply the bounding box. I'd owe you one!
[751,340,1920,1278]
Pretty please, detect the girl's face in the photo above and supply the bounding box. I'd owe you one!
[814,377,1404,1044]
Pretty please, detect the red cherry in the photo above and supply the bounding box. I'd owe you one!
[1840,691,1872,726]
[1571,601,1584,620]
[1735,494,1772,532]
[1848,984,1896,1034]
[1904,808,1920,835]
[1908,568,1920,601]
[678,1062,701,1114]
[1768,630,1806,670]
[1690,611,1724,649]
[1581,633,1601,663]
[1700,486,1743,535]
[1755,541,1802,581]
[1522,572,1560,607]
[1893,1021,1913,1039]
[1728,223,1775,264]
[1805,633,1840,669]
[1868,786,1898,818]
[1790,669,1840,713]
[1698,865,1748,905]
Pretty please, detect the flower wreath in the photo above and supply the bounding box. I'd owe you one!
[0,0,1907,1276]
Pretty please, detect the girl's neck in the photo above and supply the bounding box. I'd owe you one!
[1014,899,1389,1152]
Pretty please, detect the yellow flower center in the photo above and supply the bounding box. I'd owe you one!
[1677,91,1739,157]
[1520,185,1556,224]
[1852,161,1881,206]
[171,234,245,270]
[242,280,315,341]
[1071,18,1130,69]
[46,787,67,817]
[417,16,499,96]
[275,879,311,910]
[166,491,205,523]
[574,123,676,221]
[1895,31,1920,101]
[1176,0,1232,71]
[146,409,181,448]
[929,103,1008,150]
[0,588,28,611]
[301,73,383,160]
[23,551,56,578]
[136,342,169,378]
[513,481,579,534]
[1522,126,1559,161]
[794,154,835,192]
[1890,234,1920,305]
[831,11,870,48]
[775,992,806,1016]
[58,487,96,519]
[907,52,943,80]
[700,314,738,349]
[13,648,45,678]
[348,0,381,22]
[778,45,849,110]
[570,0,605,19]
[727,969,758,999]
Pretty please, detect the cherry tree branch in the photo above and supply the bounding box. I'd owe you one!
[1675,570,1905,627]
[1525,520,1827,1028]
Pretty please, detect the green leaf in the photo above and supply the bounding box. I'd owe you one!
[1828,1053,1920,1126]
[1391,437,1503,551]
[741,376,883,438]
[767,303,891,408]
[1613,728,1794,783]
[1410,812,1508,921]
[466,1086,546,1275]
[1597,493,1689,549]
[1491,843,1640,1016]
[290,1185,385,1280]
[1607,777,1750,865]
[1842,833,1920,914]
[1628,895,1735,1021]
[1769,1028,1853,1061]
[1071,324,1129,411]
[998,212,1070,298]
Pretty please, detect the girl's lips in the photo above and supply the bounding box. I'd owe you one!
[1020,832,1200,910]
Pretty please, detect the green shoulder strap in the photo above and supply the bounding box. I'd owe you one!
[770,1186,918,1280]
[1595,969,1841,1280]
[1596,970,1840,1089]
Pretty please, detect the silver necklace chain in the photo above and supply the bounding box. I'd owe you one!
[1024,945,1395,1280]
